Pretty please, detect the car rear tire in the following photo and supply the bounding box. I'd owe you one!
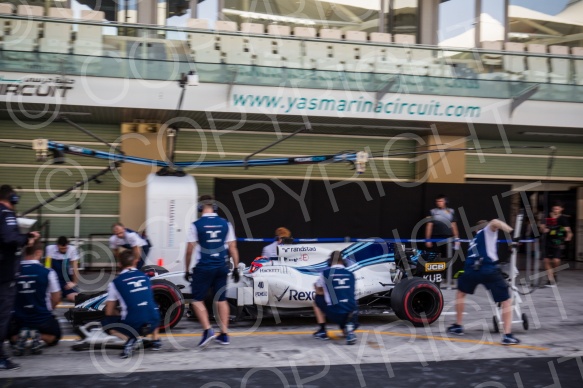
[391,277,443,326]
[151,279,185,332]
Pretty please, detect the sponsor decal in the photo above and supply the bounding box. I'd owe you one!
[289,289,316,301]
[274,286,289,302]
[255,291,268,297]
[280,246,317,253]
[261,268,281,273]
[168,199,175,247]
[425,262,446,272]
[301,254,309,261]
[0,75,74,97]
[423,274,443,283]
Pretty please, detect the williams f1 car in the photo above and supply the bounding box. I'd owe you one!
[66,240,446,331]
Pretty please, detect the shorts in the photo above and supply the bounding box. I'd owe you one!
[191,265,230,302]
[457,269,510,303]
[60,281,79,298]
[315,295,358,327]
[544,245,563,260]
[102,316,158,339]
[10,315,62,345]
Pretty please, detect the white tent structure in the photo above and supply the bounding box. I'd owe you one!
[438,4,583,48]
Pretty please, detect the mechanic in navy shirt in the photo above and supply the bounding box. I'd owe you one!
[447,219,520,345]
[109,222,149,270]
[312,251,359,345]
[261,227,292,258]
[184,195,240,348]
[45,236,80,302]
[10,240,62,355]
[425,194,460,258]
[0,185,40,371]
[105,250,161,358]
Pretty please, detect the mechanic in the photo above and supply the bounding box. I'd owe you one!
[539,201,572,287]
[184,194,240,348]
[45,236,80,302]
[0,184,40,371]
[109,222,150,270]
[447,219,520,345]
[424,194,460,259]
[10,240,62,356]
[104,250,161,359]
[261,227,292,258]
[312,251,358,345]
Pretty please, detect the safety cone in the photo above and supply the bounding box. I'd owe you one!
[157,258,164,267]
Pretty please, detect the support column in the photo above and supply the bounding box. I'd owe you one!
[119,128,167,231]
[419,0,440,46]
[416,135,466,183]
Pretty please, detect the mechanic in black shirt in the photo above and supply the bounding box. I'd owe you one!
[540,201,572,286]
[424,194,460,259]
[0,185,40,371]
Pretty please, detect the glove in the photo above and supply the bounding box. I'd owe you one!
[184,271,192,282]
[232,268,240,283]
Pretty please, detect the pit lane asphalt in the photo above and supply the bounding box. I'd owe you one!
[1,268,583,387]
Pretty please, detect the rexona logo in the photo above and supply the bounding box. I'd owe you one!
[289,289,316,301]
[280,247,317,253]
[425,262,446,272]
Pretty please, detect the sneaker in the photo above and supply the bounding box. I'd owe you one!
[501,334,520,346]
[345,323,357,345]
[447,324,464,336]
[0,358,20,371]
[120,338,137,359]
[341,323,360,337]
[346,331,357,345]
[313,329,329,341]
[30,330,43,355]
[13,329,28,357]
[151,340,162,351]
[545,280,557,288]
[215,333,230,345]
[198,328,215,348]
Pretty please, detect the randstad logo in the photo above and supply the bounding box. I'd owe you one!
[280,247,316,253]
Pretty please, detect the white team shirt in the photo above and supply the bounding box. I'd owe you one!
[21,260,60,311]
[186,213,236,268]
[109,230,147,250]
[315,264,357,305]
[186,213,236,243]
[261,241,278,258]
[45,245,79,263]
[484,222,499,262]
[106,268,136,320]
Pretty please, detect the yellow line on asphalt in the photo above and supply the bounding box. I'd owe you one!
[60,329,548,351]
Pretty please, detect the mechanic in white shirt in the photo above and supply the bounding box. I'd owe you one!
[109,222,149,270]
[45,236,80,302]
[447,219,520,346]
[11,240,62,354]
[261,227,292,258]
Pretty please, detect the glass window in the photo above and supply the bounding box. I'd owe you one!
[389,0,418,36]
[438,0,476,47]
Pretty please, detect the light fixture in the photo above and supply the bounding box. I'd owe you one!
[520,131,583,138]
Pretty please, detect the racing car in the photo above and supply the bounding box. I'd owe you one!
[66,240,446,331]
